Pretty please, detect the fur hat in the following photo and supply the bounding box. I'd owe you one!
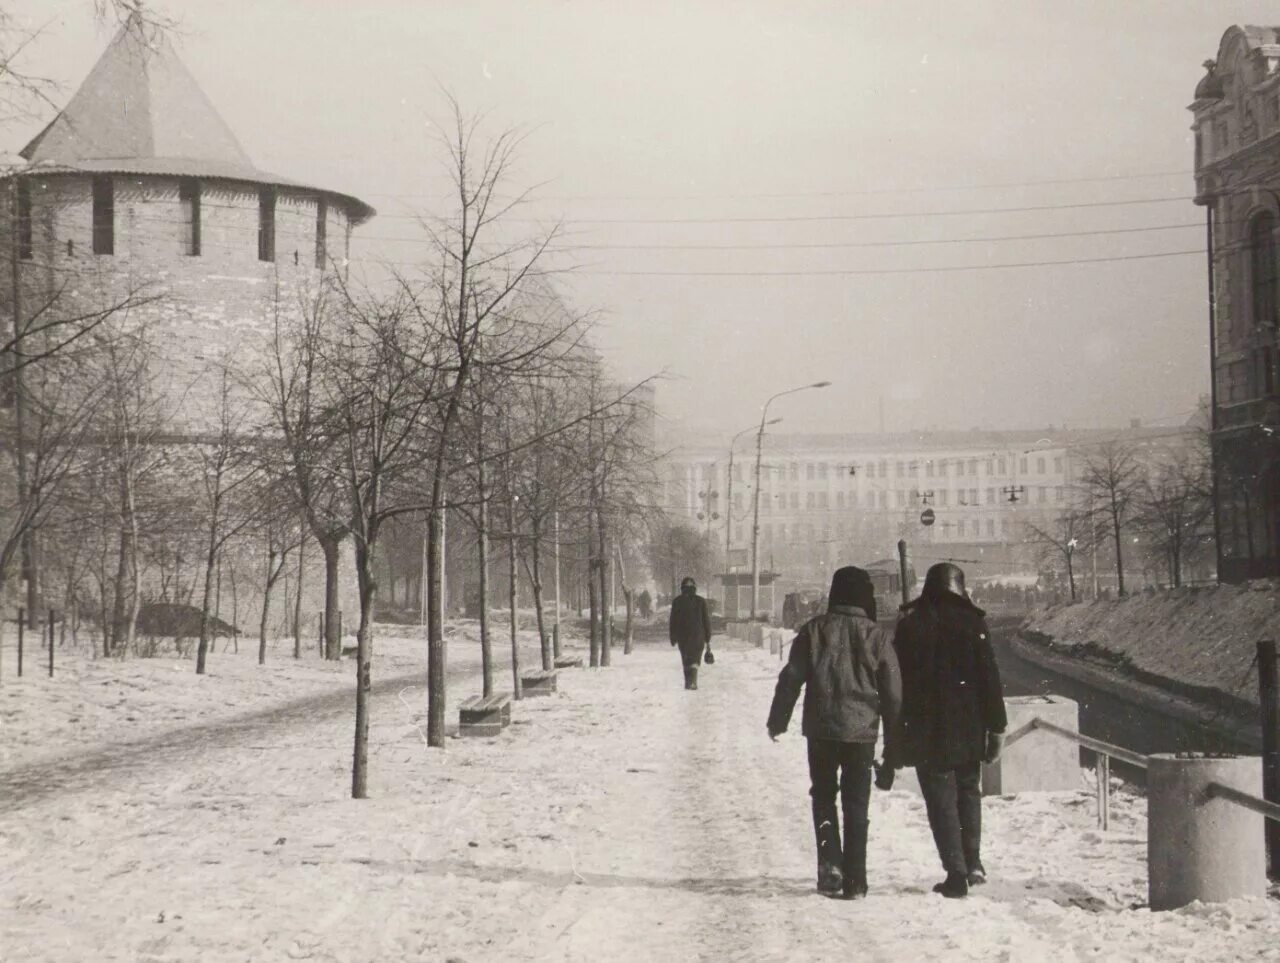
[828,566,876,621]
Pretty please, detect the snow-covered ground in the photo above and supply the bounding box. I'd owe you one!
[2,626,1278,961]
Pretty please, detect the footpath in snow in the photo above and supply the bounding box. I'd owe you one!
[1,626,1278,961]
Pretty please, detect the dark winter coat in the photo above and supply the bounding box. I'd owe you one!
[767,605,902,744]
[890,593,1007,768]
[669,589,711,666]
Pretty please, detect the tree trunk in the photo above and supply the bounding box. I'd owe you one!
[508,491,522,700]
[1066,552,1076,602]
[196,514,218,675]
[530,516,551,671]
[598,508,611,667]
[320,534,342,660]
[293,525,306,659]
[478,473,494,699]
[425,501,447,747]
[229,563,239,653]
[260,548,286,666]
[1111,508,1126,597]
[351,538,375,799]
[108,517,129,656]
[622,585,634,655]
[588,559,600,668]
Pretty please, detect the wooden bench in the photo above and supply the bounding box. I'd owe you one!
[458,693,512,737]
[520,669,558,698]
[553,655,583,669]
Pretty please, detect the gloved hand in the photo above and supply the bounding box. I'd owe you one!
[873,760,895,791]
[984,731,1005,765]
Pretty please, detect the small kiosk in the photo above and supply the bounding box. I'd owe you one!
[717,570,780,622]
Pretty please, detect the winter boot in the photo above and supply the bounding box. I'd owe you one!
[840,819,869,900]
[688,666,698,690]
[966,860,987,887]
[812,808,844,897]
[933,872,969,899]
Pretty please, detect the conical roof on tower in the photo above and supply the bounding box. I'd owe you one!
[18,14,373,223]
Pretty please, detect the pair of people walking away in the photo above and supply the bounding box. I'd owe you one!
[766,566,902,900]
[767,561,1007,900]
[669,576,712,690]
[889,562,1007,898]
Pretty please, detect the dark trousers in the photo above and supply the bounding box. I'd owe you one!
[806,739,874,886]
[916,762,983,876]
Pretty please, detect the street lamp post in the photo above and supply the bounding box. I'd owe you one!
[726,419,781,565]
[750,381,831,620]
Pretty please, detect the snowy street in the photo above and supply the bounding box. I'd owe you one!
[2,628,1278,961]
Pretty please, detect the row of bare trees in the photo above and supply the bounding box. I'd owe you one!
[1023,435,1215,600]
[2,77,662,797]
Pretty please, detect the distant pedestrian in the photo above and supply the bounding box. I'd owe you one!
[668,576,711,690]
[888,562,1007,899]
[767,566,902,900]
[638,589,653,621]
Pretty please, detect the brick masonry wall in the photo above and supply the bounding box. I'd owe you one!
[0,172,364,625]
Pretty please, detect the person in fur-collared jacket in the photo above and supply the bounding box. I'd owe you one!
[889,562,1007,899]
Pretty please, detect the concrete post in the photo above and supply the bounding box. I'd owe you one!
[1148,754,1266,911]
[981,695,1081,796]
[748,623,764,648]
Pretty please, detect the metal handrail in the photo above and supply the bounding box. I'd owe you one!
[1028,717,1151,769]
[1206,781,1280,824]
[1007,715,1280,827]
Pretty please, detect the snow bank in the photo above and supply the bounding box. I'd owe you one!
[1024,581,1280,711]
[1,626,1277,960]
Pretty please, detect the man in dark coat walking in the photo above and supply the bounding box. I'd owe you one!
[669,576,711,690]
[889,562,1007,899]
[767,566,902,900]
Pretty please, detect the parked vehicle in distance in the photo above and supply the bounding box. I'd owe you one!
[782,588,826,629]
[863,558,917,618]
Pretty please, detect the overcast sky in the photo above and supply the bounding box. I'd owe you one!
[10,1,1272,437]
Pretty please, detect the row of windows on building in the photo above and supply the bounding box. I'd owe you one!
[677,484,1065,513]
[752,516,1014,543]
[14,176,329,267]
[749,484,1064,511]
[688,453,1064,486]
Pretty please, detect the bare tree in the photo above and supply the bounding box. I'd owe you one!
[1022,509,1094,602]
[1077,440,1144,597]
[259,281,350,660]
[1132,438,1214,588]
[194,364,263,674]
[403,96,563,747]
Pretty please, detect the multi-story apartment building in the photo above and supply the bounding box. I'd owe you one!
[1190,26,1280,581]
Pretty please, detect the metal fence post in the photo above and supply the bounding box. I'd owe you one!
[17,607,23,677]
[1258,639,1278,878]
[1097,754,1110,830]
[47,608,54,677]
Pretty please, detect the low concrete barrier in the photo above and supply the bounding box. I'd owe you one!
[1148,753,1266,910]
[982,695,1081,795]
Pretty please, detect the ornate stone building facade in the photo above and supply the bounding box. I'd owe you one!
[1191,26,1280,581]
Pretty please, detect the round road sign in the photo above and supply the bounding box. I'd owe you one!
[920,508,936,526]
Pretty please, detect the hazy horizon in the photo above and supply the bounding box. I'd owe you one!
[8,0,1261,438]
